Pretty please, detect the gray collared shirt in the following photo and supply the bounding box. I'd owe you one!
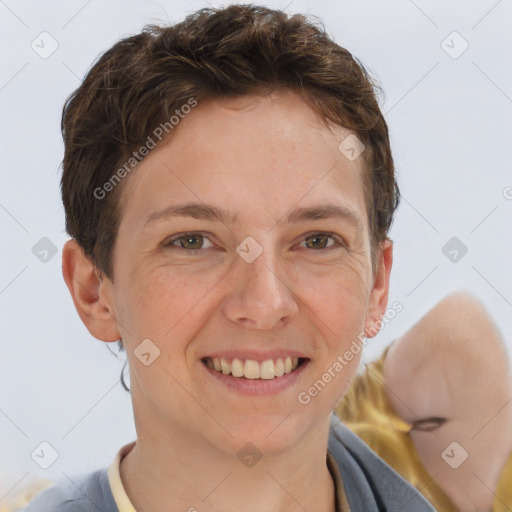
[21,413,437,511]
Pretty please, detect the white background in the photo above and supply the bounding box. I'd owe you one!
[1,0,511,505]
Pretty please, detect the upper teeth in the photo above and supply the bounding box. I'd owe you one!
[204,357,300,379]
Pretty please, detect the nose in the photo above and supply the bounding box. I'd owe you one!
[222,248,299,330]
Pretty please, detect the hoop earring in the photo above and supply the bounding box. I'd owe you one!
[120,356,131,393]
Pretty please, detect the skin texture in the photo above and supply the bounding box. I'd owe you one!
[384,291,512,512]
[62,90,393,512]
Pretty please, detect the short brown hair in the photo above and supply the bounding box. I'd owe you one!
[61,4,399,283]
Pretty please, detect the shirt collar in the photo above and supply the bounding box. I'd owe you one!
[107,441,350,512]
[107,441,137,512]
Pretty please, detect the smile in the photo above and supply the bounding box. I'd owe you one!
[201,356,305,380]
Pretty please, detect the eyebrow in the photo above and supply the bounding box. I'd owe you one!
[143,202,363,229]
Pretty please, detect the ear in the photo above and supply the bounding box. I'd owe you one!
[364,238,393,338]
[61,239,121,343]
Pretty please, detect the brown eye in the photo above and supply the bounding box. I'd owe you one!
[176,234,203,250]
[301,233,342,250]
[164,233,214,252]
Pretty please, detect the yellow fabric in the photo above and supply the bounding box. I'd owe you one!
[108,441,350,512]
[107,441,137,512]
[326,450,351,512]
[0,479,53,512]
[335,345,512,512]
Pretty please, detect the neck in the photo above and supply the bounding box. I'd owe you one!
[119,418,337,512]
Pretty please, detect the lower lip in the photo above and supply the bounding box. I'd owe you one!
[201,359,310,396]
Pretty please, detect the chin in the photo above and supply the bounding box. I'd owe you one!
[219,408,326,457]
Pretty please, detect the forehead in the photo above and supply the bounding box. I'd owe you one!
[119,90,368,230]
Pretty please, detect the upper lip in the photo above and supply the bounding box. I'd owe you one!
[201,350,308,362]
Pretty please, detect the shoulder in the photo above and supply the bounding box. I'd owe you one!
[20,467,118,512]
[328,414,436,512]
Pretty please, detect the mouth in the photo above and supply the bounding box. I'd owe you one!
[201,356,308,380]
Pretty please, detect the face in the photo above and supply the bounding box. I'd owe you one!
[97,90,391,455]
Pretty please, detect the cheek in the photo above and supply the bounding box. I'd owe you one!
[297,267,368,385]
[117,252,371,350]
[118,265,226,343]
[296,261,370,327]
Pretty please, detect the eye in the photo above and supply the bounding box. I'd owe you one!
[163,232,214,253]
[298,232,345,251]
[162,231,345,254]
